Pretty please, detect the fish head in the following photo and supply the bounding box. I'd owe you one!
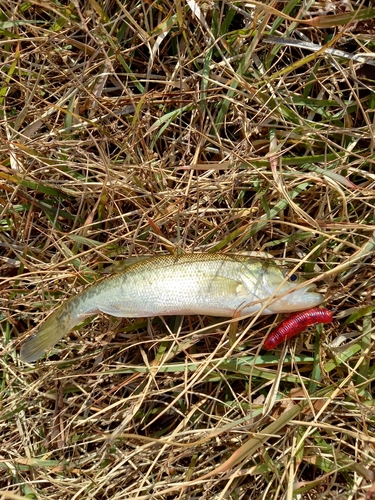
[241,261,324,313]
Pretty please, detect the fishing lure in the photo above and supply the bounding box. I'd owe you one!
[264,307,333,350]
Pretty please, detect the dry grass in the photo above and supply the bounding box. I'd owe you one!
[1,0,375,498]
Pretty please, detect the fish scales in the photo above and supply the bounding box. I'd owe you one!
[20,254,324,362]
[100,255,264,317]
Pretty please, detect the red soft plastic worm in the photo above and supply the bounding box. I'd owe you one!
[264,307,333,350]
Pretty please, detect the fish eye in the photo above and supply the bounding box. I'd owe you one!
[289,273,298,282]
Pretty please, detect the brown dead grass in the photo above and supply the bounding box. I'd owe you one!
[1,0,375,498]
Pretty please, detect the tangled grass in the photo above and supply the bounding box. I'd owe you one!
[1,0,375,498]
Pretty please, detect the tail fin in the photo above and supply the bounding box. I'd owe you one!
[20,303,77,363]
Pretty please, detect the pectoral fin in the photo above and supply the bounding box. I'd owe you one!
[200,274,246,296]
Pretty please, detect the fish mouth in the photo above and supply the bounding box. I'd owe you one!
[267,282,323,313]
[299,283,324,308]
[302,283,322,299]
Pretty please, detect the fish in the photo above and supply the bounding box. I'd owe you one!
[264,307,333,350]
[20,254,324,362]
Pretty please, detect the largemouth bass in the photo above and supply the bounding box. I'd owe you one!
[20,254,323,362]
